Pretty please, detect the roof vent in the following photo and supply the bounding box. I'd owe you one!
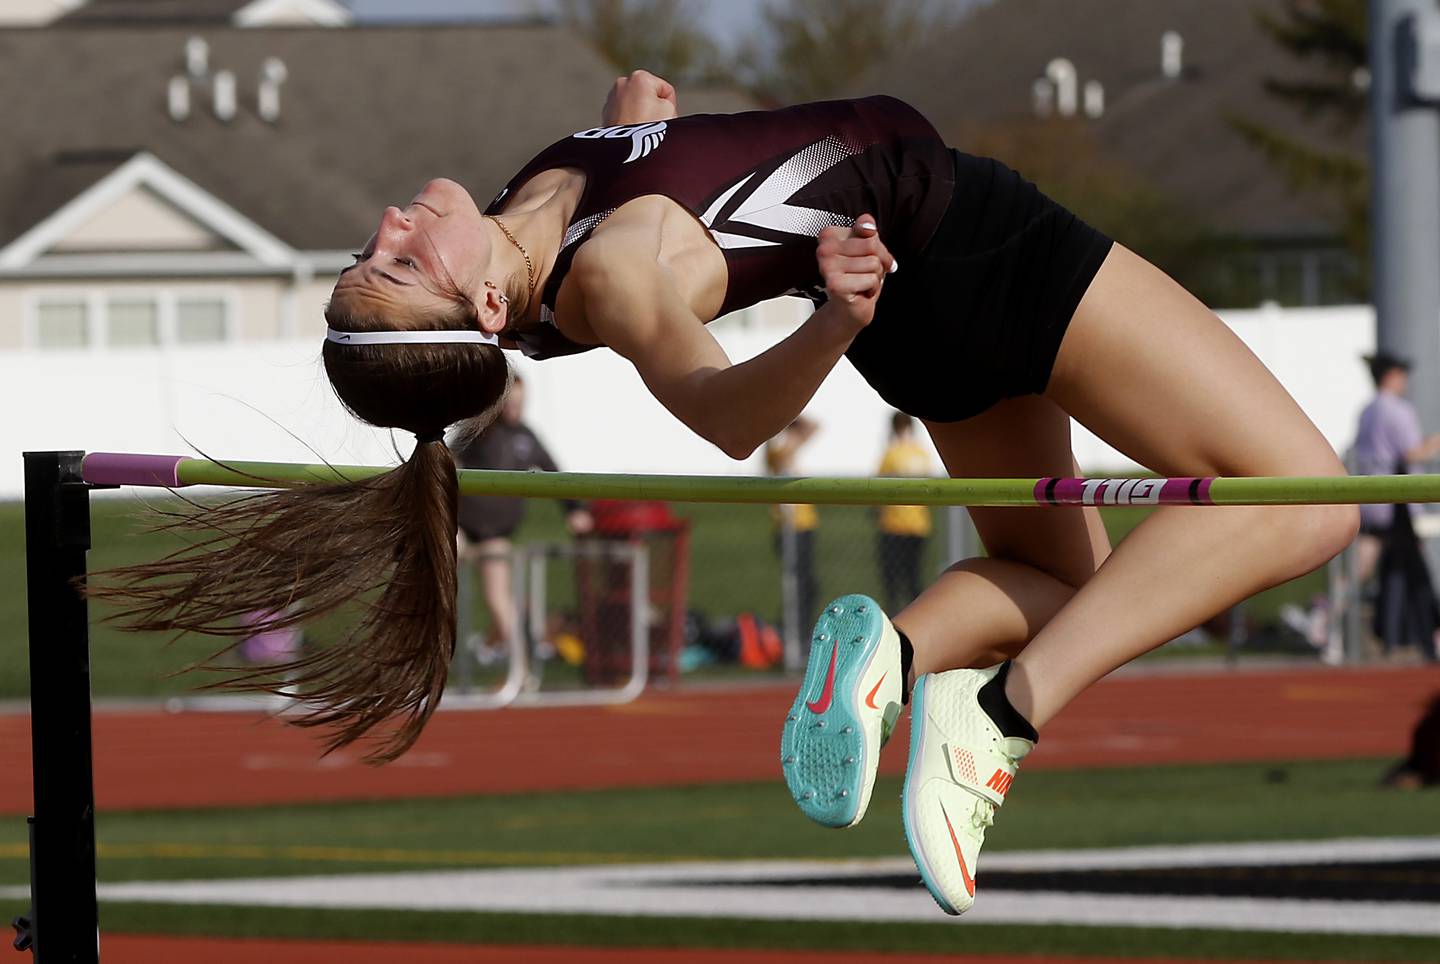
[213,69,237,122]
[1084,80,1105,119]
[1032,77,1055,118]
[1045,58,1078,117]
[1162,30,1184,80]
[258,57,288,123]
[167,75,191,122]
[186,36,210,79]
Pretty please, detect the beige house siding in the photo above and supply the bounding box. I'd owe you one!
[234,278,287,340]
[295,276,336,336]
[0,288,25,350]
[54,185,226,253]
[0,0,80,26]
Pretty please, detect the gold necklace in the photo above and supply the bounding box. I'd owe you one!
[482,215,537,300]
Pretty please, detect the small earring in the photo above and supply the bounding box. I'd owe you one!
[484,280,497,289]
[498,294,510,304]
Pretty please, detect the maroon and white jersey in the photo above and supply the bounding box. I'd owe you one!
[485,96,955,359]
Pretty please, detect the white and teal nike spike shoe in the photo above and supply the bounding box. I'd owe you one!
[902,666,1033,915]
[781,594,903,829]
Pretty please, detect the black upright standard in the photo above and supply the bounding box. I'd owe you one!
[18,451,99,961]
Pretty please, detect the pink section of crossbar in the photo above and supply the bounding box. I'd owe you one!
[81,453,186,488]
[1032,476,1215,506]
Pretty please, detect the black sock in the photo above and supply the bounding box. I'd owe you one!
[977,660,1039,743]
[896,628,915,705]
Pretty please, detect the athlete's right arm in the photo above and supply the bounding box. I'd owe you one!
[572,227,889,460]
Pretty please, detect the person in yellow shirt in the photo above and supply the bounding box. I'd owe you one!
[876,412,933,613]
[766,416,820,644]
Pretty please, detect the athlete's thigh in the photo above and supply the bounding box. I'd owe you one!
[924,394,1111,588]
[1046,244,1344,479]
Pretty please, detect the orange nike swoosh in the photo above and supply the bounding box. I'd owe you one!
[805,644,839,714]
[939,802,976,898]
[864,673,887,710]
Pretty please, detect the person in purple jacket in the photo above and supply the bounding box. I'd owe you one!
[1354,352,1440,660]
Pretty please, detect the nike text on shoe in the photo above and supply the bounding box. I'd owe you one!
[781,594,904,828]
[902,666,1033,915]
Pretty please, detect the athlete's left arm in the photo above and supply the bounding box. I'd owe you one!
[601,69,680,126]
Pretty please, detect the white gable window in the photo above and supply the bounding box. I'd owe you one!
[108,297,160,346]
[28,290,233,349]
[35,299,89,348]
[176,297,228,343]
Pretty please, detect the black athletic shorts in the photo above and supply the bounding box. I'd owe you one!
[845,150,1114,423]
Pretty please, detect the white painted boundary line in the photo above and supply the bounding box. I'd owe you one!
[10,838,1434,937]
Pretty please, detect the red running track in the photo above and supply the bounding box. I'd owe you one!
[104,935,1340,964]
[3,665,1437,814]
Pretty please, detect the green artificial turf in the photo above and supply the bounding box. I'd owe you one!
[0,758,1419,886]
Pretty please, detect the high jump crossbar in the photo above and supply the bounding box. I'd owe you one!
[79,452,1440,506]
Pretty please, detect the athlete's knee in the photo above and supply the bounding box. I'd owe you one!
[1310,502,1361,566]
[1293,456,1359,568]
[1270,502,1359,578]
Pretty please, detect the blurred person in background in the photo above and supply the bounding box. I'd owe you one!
[875,412,933,614]
[1353,352,1440,662]
[766,415,820,649]
[452,374,592,662]
[1383,692,1440,789]
[1288,351,1440,661]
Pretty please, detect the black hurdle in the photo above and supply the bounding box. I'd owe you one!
[18,451,99,961]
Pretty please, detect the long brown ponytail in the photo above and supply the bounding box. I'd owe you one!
[89,294,510,763]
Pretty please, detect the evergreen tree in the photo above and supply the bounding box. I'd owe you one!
[740,0,959,104]
[1257,0,1368,125]
[558,0,721,85]
[1230,0,1368,296]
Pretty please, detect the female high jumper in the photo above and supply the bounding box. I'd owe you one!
[102,71,1356,915]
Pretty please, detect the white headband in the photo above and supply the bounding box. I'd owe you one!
[325,327,499,347]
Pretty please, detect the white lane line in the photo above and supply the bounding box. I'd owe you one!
[34,837,1439,938]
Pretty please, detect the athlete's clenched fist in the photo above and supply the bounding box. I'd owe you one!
[602,69,679,126]
[816,214,897,330]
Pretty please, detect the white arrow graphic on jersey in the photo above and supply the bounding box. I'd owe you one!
[701,136,857,249]
[701,173,772,249]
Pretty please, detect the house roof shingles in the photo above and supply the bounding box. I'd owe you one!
[0,24,759,253]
